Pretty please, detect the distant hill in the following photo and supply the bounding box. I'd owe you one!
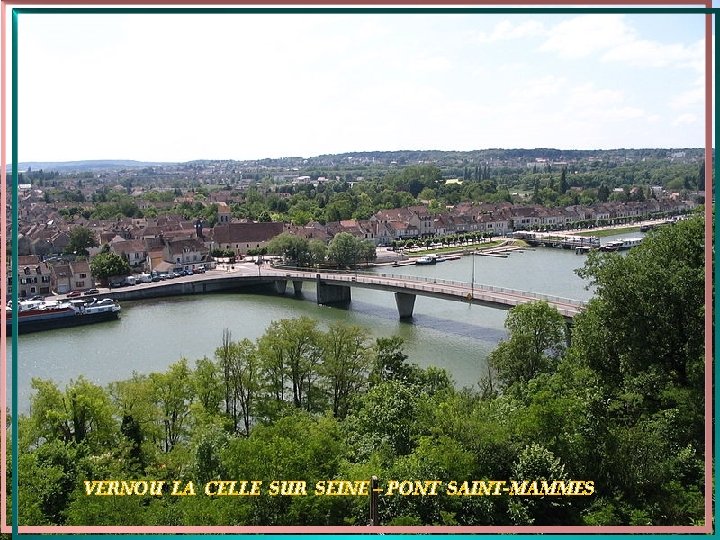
[6,160,175,172]
[4,148,706,174]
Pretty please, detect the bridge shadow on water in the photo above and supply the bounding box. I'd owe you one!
[294,291,508,343]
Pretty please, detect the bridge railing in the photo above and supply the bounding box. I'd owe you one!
[368,272,585,307]
[276,266,586,308]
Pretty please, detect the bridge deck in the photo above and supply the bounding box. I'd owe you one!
[270,269,585,319]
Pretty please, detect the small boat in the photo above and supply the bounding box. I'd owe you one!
[617,237,643,250]
[600,241,622,252]
[415,255,437,265]
[6,298,121,335]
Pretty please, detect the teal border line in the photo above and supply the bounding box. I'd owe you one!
[9,4,717,537]
[11,6,19,539]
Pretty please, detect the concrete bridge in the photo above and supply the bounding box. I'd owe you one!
[262,268,586,320]
[97,266,586,320]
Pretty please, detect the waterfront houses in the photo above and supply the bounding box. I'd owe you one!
[6,175,697,301]
[50,260,93,294]
[211,222,285,255]
[13,256,52,298]
[163,238,211,271]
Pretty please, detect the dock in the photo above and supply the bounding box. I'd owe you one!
[512,231,600,250]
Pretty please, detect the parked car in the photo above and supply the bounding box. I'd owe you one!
[193,267,206,274]
[67,291,82,298]
[83,288,99,296]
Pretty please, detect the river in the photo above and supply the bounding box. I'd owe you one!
[8,233,639,411]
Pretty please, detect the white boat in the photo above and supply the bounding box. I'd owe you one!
[618,237,643,250]
[415,255,437,265]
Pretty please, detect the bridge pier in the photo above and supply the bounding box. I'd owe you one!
[274,280,287,295]
[316,275,351,305]
[394,292,416,319]
[292,280,303,296]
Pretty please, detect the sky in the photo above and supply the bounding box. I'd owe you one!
[11,7,711,162]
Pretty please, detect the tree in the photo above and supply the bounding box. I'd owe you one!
[90,251,131,283]
[327,232,375,268]
[27,377,117,450]
[307,239,328,267]
[216,337,260,436]
[697,160,705,191]
[266,232,311,266]
[559,167,569,194]
[488,301,567,388]
[597,183,610,202]
[359,239,377,264]
[344,380,420,458]
[370,336,420,385]
[320,323,372,418]
[150,359,194,452]
[569,213,705,525]
[257,317,323,412]
[508,444,571,525]
[193,356,223,413]
[574,214,704,392]
[108,373,160,468]
[216,329,234,416]
[64,226,98,256]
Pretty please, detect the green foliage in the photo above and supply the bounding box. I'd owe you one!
[150,359,194,452]
[488,301,567,388]
[320,323,371,419]
[344,380,421,460]
[64,226,98,256]
[26,377,116,450]
[327,232,376,268]
[90,251,131,281]
[575,216,704,390]
[266,232,314,266]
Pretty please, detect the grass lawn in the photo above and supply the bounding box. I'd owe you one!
[576,226,642,238]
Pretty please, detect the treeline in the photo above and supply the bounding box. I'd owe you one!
[13,213,706,526]
[50,156,706,227]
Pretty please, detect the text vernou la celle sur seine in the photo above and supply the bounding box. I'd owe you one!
[84,479,595,497]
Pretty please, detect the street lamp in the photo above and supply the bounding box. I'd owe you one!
[470,250,475,303]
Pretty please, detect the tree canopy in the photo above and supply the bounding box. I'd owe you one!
[89,250,131,282]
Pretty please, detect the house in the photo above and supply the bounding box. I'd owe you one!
[111,239,148,270]
[11,255,52,298]
[373,207,429,239]
[325,219,377,243]
[508,206,541,230]
[50,260,93,293]
[212,222,284,255]
[163,238,211,271]
[285,223,331,242]
[69,260,93,291]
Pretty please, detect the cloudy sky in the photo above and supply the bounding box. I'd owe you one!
[13,9,710,162]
